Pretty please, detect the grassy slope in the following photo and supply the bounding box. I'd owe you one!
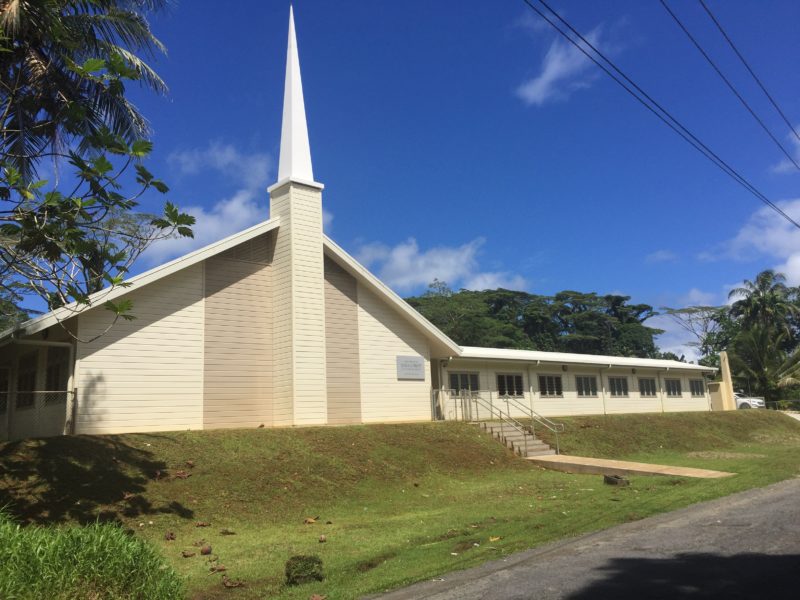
[1,413,799,599]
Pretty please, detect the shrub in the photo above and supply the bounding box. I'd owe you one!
[0,511,183,600]
[285,554,324,586]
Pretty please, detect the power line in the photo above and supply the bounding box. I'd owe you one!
[698,0,800,144]
[660,0,800,172]
[519,0,800,230]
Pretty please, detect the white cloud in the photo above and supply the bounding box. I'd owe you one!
[355,237,528,294]
[770,126,800,174]
[464,272,528,291]
[679,288,717,306]
[168,142,272,190]
[723,197,800,284]
[516,26,603,106]
[645,249,678,263]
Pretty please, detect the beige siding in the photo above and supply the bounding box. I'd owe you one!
[441,360,711,419]
[270,182,328,425]
[74,264,204,434]
[324,258,361,424]
[203,240,273,428]
[357,284,431,422]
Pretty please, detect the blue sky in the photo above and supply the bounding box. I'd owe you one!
[127,0,799,356]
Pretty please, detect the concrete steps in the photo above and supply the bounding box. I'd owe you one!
[478,421,556,457]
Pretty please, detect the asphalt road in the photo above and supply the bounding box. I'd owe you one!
[375,478,800,600]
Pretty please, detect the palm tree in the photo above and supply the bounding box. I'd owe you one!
[727,270,798,334]
[729,326,800,402]
[0,0,168,179]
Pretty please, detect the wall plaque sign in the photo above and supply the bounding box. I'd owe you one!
[396,355,425,380]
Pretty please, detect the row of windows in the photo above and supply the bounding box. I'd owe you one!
[448,372,705,398]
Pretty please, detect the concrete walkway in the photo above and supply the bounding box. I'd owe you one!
[374,478,800,599]
[526,454,734,479]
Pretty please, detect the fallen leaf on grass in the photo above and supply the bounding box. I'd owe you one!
[122,492,135,501]
[310,595,327,600]
[181,551,195,558]
[195,521,211,527]
[164,532,176,541]
[185,460,195,468]
[489,536,501,542]
[220,528,236,535]
[304,516,320,525]
[174,470,192,480]
[222,575,245,588]
[209,565,227,573]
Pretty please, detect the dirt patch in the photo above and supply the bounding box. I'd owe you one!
[686,451,767,460]
[452,539,481,553]
[356,551,397,573]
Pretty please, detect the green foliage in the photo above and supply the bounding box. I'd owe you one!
[0,0,194,331]
[406,281,662,357]
[0,510,183,599]
[285,555,325,586]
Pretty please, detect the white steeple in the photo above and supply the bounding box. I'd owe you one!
[275,5,316,185]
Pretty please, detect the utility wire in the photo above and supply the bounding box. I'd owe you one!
[698,0,800,144]
[660,0,800,172]
[519,0,800,230]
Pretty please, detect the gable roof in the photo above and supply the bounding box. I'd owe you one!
[323,235,461,357]
[0,217,281,341]
[458,346,715,372]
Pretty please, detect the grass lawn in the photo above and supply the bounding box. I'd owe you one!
[1,412,799,599]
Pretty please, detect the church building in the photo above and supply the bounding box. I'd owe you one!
[0,8,718,441]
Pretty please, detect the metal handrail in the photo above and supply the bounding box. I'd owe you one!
[457,391,532,457]
[503,395,564,454]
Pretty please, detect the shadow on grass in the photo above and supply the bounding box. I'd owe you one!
[0,434,193,525]
[567,552,798,599]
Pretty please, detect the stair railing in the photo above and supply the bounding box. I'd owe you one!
[458,391,531,457]
[504,395,564,455]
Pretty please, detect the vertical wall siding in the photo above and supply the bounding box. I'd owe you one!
[324,258,361,424]
[74,264,204,434]
[203,234,273,428]
[357,285,431,422]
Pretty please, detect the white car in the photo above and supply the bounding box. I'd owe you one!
[734,392,765,409]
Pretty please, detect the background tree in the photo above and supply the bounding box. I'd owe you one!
[407,285,663,357]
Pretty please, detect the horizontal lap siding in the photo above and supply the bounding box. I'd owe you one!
[203,253,272,429]
[357,285,431,423]
[75,265,204,434]
[324,258,361,424]
[442,360,709,418]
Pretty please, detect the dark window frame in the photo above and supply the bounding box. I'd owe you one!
[665,378,682,397]
[608,376,629,397]
[576,375,598,397]
[497,373,524,397]
[638,378,658,397]
[538,374,563,397]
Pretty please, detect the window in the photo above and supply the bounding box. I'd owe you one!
[576,376,598,397]
[538,375,563,397]
[449,372,479,393]
[608,376,629,397]
[690,379,705,397]
[639,378,657,397]
[0,369,8,415]
[497,374,524,397]
[16,355,37,409]
[665,379,682,397]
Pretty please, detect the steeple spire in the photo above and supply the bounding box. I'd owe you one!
[276,5,315,184]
